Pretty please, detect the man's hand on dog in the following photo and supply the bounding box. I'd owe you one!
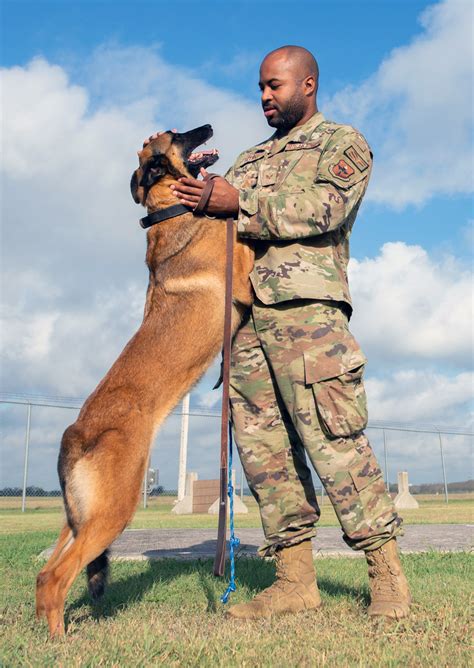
[171,169,239,217]
[143,130,239,218]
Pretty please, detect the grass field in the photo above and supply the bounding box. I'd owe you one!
[1,493,473,535]
[1,496,472,665]
[0,530,472,667]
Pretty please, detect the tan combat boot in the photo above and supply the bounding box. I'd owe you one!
[366,538,411,619]
[226,539,321,620]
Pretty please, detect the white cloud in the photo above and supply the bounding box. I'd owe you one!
[365,369,473,425]
[324,0,473,207]
[349,241,473,365]
[0,52,266,400]
[2,275,147,394]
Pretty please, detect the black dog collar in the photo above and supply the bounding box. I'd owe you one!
[139,204,191,229]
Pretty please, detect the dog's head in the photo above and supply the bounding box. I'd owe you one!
[131,124,219,206]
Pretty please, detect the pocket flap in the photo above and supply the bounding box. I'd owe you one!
[285,140,321,152]
[349,457,382,492]
[237,151,266,168]
[259,165,278,187]
[304,340,367,384]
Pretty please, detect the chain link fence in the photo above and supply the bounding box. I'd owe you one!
[1,392,472,511]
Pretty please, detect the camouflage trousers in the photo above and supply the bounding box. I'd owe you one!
[229,299,402,557]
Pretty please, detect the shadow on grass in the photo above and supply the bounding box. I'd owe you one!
[66,545,368,629]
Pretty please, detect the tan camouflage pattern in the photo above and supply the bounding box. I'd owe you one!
[225,112,372,311]
[229,301,402,557]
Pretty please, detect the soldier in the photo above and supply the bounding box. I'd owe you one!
[162,45,411,620]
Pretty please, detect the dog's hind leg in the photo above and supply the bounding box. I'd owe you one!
[36,516,125,637]
[36,426,146,636]
[40,523,74,573]
[36,522,74,621]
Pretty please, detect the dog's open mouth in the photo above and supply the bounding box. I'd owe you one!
[186,147,219,176]
[188,148,219,168]
[173,125,219,178]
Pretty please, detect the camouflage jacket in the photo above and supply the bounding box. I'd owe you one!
[225,112,372,312]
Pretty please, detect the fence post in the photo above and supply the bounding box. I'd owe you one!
[21,403,32,513]
[320,484,324,505]
[177,393,190,501]
[383,429,389,489]
[438,431,449,504]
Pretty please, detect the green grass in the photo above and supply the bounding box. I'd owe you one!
[1,493,473,535]
[0,531,472,667]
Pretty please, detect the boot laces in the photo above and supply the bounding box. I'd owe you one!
[369,550,403,601]
[275,552,292,582]
[252,551,292,603]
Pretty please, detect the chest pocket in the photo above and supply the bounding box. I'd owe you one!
[259,161,279,187]
[234,151,265,190]
[278,140,323,189]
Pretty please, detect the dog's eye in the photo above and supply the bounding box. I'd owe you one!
[151,154,166,167]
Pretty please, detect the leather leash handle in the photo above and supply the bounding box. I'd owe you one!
[213,217,234,577]
[193,173,219,215]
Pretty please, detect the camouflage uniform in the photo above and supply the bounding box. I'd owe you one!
[225,112,402,556]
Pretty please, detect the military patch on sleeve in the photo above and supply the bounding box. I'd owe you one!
[344,145,369,172]
[330,159,355,180]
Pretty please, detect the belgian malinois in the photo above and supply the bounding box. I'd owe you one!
[36,125,254,636]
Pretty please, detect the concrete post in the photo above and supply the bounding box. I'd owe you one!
[394,471,419,509]
[143,456,149,509]
[177,393,190,501]
[172,471,198,514]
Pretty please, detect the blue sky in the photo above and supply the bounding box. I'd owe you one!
[2,0,472,261]
[1,0,472,489]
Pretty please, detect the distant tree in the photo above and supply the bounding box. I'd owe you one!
[149,486,165,496]
[0,487,22,496]
[26,486,46,496]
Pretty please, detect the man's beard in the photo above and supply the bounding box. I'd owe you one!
[267,94,307,132]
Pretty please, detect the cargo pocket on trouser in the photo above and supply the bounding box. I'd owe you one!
[349,454,383,493]
[343,452,401,550]
[303,336,368,438]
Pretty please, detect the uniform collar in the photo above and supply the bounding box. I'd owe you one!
[268,111,326,155]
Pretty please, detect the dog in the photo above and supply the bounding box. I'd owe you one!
[36,125,254,636]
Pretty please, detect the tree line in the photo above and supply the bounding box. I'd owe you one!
[1,480,473,496]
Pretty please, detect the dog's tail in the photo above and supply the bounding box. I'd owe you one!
[86,549,109,600]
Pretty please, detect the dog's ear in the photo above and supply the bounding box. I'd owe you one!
[139,159,167,189]
[130,170,144,204]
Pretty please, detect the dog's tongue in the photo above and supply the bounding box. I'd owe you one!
[188,148,219,163]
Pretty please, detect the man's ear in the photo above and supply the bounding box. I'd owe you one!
[130,170,144,204]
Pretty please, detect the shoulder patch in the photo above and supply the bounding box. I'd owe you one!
[344,145,369,172]
[330,159,355,181]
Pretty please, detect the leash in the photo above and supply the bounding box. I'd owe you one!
[139,174,240,596]
[213,212,235,579]
[220,423,240,602]
[194,175,239,597]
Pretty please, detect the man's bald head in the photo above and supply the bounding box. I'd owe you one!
[262,46,319,91]
[259,45,319,132]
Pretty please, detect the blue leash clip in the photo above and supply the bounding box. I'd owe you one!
[220,424,240,604]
